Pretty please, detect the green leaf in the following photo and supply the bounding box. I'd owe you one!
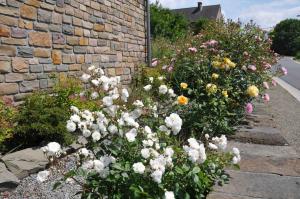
[52,181,62,190]
[192,166,201,174]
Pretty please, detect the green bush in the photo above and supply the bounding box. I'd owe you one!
[157,20,278,137]
[0,98,17,151]
[3,75,100,151]
[271,19,300,56]
[191,18,211,34]
[150,2,189,41]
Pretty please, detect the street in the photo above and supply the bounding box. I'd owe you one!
[277,57,300,90]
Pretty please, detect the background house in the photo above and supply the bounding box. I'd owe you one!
[171,2,222,22]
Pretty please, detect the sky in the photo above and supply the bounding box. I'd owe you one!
[150,0,300,30]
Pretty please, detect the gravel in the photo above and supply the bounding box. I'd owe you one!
[2,155,82,199]
[264,85,300,154]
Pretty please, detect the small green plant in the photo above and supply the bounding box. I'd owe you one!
[295,51,300,61]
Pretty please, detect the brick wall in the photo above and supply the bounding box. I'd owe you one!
[0,0,147,101]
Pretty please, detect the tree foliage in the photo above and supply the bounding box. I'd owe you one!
[271,19,300,56]
[150,2,189,41]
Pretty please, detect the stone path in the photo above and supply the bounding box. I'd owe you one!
[207,87,300,199]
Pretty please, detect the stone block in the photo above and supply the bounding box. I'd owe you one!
[52,33,65,44]
[62,54,76,64]
[0,61,11,73]
[39,79,48,88]
[7,0,21,8]
[30,65,43,73]
[11,28,27,38]
[0,83,19,95]
[94,24,105,31]
[89,38,97,46]
[23,73,37,81]
[20,5,37,20]
[0,162,19,192]
[5,73,23,82]
[28,58,39,65]
[0,15,18,26]
[0,25,10,37]
[69,64,81,71]
[18,47,33,58]
[0,45,16,56]
[14,93,31,101]
[74,46,87,53]
[52,12,62,24]
[79,37,88,45]
[73,17,82,26]
[63,15,72,24]
[57,65,68,72]
[26,0,42,7]
[29,32,51,47]
[33,48,50,58]
[49,24,61,32]
[12,57,29,73]
[74,27,83,36]
[34,22,49,32]
[20,80,39,92]
[43,64,56,72]
[62,24,74,35]
[38,9,52,23]
[76,54,85,63]
[52,50,62,65]
[2,38,27,46]
[0,6,19,17]
[67,36,79,45]
[38,58,52,64]
[2,148,48,179]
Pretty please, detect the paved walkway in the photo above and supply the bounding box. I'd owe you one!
[207,86,300,199]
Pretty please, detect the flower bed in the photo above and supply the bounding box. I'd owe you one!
[36,66,240,198]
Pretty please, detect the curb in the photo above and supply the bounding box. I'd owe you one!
[273,77,300,102]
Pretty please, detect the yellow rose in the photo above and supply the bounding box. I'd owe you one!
[212,61,221,68]
[206,83,217,94]
[212,73,219,79]
[224,58,236,68]
[222,90,228,98]
[177,95,188,105]
[180,83,188,89]
[247,85,259,97]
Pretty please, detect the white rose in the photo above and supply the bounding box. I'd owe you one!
[103,96,113,107]
[159,85,168,94]
[132,162,145,174]
[66,121,76,132]
[125,128,137,142]
[81,73,91,83]
[141,148,150,159]
[144,84,152,91]
[92,131,101,142]
[164,191,175,199]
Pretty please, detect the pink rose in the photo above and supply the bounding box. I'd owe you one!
[263,94,270,102]
[188,47,198,53]
[248,65,257,71]
[263,62,272,69]
[272,80,277,86]
[152,59,158,67]
[246,103,253,114]
[263,82,269,89]
[280,67,288,75]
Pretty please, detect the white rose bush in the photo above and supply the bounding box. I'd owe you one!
[39,66,240,198]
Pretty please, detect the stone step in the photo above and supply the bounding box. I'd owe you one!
[230,126,288,146]
[228,141,298,158]
[207,170,300,199]
[244,114,276,128]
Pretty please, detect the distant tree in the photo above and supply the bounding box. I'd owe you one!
[150,2,189,41]
[271,19,300,56]
[191,18,211,34]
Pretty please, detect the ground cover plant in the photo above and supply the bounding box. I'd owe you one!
[37,66,241,199]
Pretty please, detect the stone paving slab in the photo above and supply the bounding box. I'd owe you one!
[227,141,298,158]
[207,192,263,199]
[230,126,288,146]
[232,155,300,177]
[0,162,19,192]
[208,170,300,199]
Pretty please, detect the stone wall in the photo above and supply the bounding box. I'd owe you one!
[0,0,147,101]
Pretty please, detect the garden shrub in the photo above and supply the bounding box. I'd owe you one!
[0,98,17,151]
[38,66,241,199]
[295,51,300,61]
[150,2,189,41]
[156,20,282,137]
[271,19,300,56]
[4,75,100,151]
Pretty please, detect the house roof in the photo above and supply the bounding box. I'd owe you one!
[172,4,221,22]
